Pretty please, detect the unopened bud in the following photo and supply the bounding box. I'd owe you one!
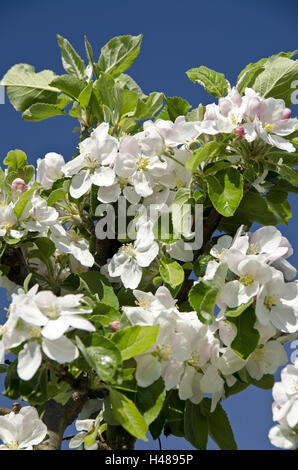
[282,108,292,120]
[109,320,120,332]
[12,178,27,192]
[234,126,245,140]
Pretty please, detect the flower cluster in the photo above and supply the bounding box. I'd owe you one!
[0,406,47,450]
[199,87,297,152]
[0,286,95,380]
[269,359,298,449]
[210,225,298,333]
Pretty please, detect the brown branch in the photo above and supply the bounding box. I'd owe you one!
[37,374,90,450]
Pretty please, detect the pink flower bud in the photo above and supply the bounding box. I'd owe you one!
[109,320,120,332]
[234,126,245,140]
[218,98,232,117]
[282,108,292,120]
[12,178,27,193]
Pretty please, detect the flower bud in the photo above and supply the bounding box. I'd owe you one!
[234,126,245,140]
[218,98,232,117]
[109,320,120,332]
[11,178,27,193]
[282,108,292,120]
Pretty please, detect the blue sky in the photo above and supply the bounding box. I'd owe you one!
[0,0,297,450]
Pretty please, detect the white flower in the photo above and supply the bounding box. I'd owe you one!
[108,219,159,289]
[0,203,23,239]
[62,123,118,199]
[218,257,272,308]
[269,420,298,449]
[0,406,47,450]
[20,194,59,233]
[36,152,65,189]
[115,135,168,198]
[253,97,297,152]
[256,270,298,333]
[271,359,298,429]
[246,340,288,381]
[50,224,94,268]
[2,287,95,381]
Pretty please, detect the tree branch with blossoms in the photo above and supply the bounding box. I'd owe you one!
[0,35,297,450]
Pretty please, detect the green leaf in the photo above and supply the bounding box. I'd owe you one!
[57,34,85,79]
[247,374,275,390]
[46,188,66,206]
[189,263,227,324]
[98,34,143,78]
[201,398,237,450]
[115,73,146,98]
[277,165,298,187]
[22,103,65,121]
[76,334,122,381]
[206,168,244,217]
[78,82,93,108]
[159,256,185,288]
[136,378,166,425]
[252,56,298,107]
[34,238,56,258]
[135,92,164,121]
[109,388,148,441]
[186,104,205,122]
[84,35,98,79]
[4,150,27,171]
[50,75,87,100]
[13,183,39,218]
[186,141,221,174]
[184,400,208,450]
[80,271,119,310]
[225,300,253,318]
[228,305,260,360]
[1,64,58,112]
[172,188,192,238]
[186,66,228,98]
[111,325,159,361]
[265,189,291,225]
[165,96,191,122]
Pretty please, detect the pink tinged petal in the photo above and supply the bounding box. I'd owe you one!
[42,318,70,340]
[17,341,42,381]
[42,336,78,364]
[0,415,17,444]
[18,418,47,448]
[272,258,297,281]
[272,118,297,136]
[135,355,161,387]
[250,226,282,253]
[70,170,92,199]
[267,134,295,152]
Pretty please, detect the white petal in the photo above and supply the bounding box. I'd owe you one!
[17,341,42,381]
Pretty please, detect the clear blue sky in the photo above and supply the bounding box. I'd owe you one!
[0,0,297,450]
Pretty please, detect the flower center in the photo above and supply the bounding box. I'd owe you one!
[122,243,136,258]
[153,344,172,361]
[1,222,13,231]
[84,154,100,169]
[247,243,260,255]
[30,327,42,338]
[264,295,278,311]
[136,157,149,171]
[135,298,152,309]
[187,352,201,369]
[46,304,59,320]
[229,113,238,125]
[240,273,255,286]
[6,441,20,450]
[264,123,275,133]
